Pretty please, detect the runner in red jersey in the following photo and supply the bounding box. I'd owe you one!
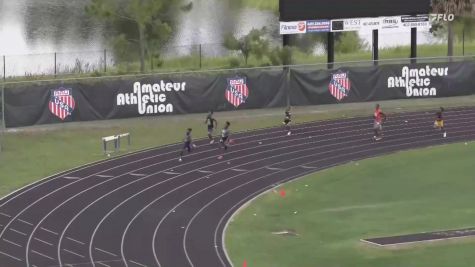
[373,104,386,141]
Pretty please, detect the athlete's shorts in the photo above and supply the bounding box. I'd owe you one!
[220,136,229,143]
[284,119,291,125]
[373,121,382,131]
[434,120,444,128]
[207,126,214,134]
[183,141,191,152]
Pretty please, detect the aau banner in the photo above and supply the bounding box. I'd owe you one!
[4,70,288,128]
[290,61,475,106]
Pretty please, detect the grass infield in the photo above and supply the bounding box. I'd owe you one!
[225,141,475,267]
[1,96,475,199]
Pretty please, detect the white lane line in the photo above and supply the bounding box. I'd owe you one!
[265,166,284,171]
[40,227,59,235]
[0,212,11,218]
[197,170,214,174]
[66,237,85,245]
[97,262,112,267]
[95,247,118,257]
[17,219,34,226]
[63,248,85,258]
[3,238,22,247]
[10,228,27,236]
[129,260,147,267]
[230,168,248,172]
[0,250,23,261]
[163,171,181,175]
[31,249,55,261]
[34,237,53,246]
[96,175,114,178]
[130,173,147,177]
[63,176,81,180]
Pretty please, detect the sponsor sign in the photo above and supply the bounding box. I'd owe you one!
[306,20,331,32]
[387,65,449,97]
[328,71,351,101]
[116,81,186,115]
[401,14,430,28]
[381,16,401,29]
[49,88,75,120]
[226,77,249,108]
[279,21,307,34]
[331,17,381,32]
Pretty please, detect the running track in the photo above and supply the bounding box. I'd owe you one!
[1,107,475,267]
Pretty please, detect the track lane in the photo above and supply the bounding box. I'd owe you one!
[0,107,473,267]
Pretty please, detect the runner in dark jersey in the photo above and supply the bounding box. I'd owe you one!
[205,110,218,144]
[283,107,292,136]
[434,107,446,137]
[373,104,386,141]
[179,128,194,162]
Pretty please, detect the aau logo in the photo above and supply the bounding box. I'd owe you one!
[49,87,75,120]
[225,77,249,108]
[328,71,351,101]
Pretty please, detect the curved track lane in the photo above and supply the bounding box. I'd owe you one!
[1,107,475,267]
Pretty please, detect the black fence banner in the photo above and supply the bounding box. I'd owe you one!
[290,61,475,106]
[4,69,288,128]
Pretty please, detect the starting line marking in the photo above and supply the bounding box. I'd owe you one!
[17,219,33,226]
[3,238,22,248]
[96,175,114,178]
[97,262,111,267]
[66,237,85,245]
[10,228,27,236]
[300,165,318,169]
[0,250,22,261]
[40,227,59,236]
[63,248,85,258]
[34,238,53,246]
[163,171,181,175]
[31,249,55,261]
[95,247,118,257]
[0,212,11,218]
[129,260,147,267]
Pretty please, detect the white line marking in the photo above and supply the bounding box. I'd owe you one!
[300,165,318,169]
[197,170,214,174]
[97,262,112,267]
[63,176,81,180]
[130,173,146,177]
[40,227,59,235]
[265,166,284,171]
[95,247,118,257]
[0,250,22,261]
[34,237,53,246]
[163,171,181,175]
[129,260,147,267]
[17,219,34,226]
[10,228,27,236]
[66,237,85,245]
[3,238,22,247]
[96,175,114,178]
[63,248,85,258]
[360,239,384,246]
[0,212,11,218]
[31,249,55,261]
[230,168,248,172]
